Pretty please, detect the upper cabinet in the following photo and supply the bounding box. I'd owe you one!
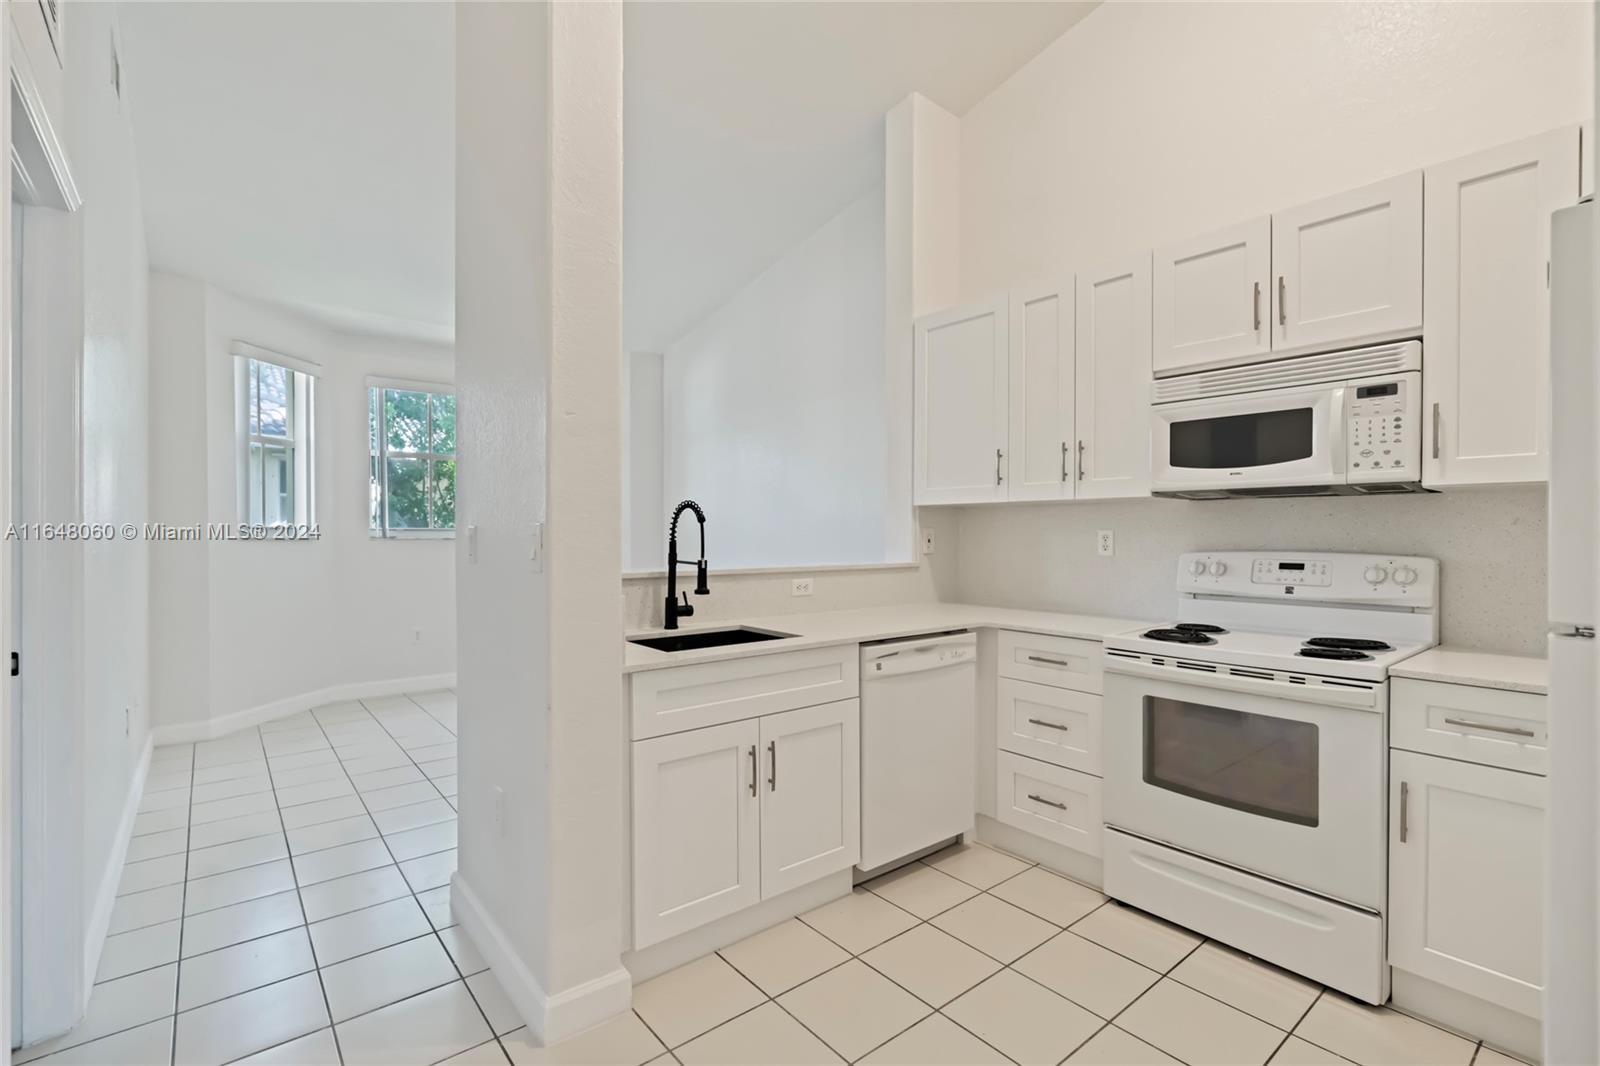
[1153,218,1271,376]
[1154,176,1422,377]
[913,298,1009,504]
[1006,282,1076,502]
[915,262,1151,507]
[1076,254,1153,499]
[1271,173,1422,355]
[1423,126,1580,487]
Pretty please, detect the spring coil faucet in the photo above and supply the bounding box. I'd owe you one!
[664,500,709,629]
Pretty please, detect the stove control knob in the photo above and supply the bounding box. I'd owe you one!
[1189,560,1207,576]
[1393,565,1419,587]
[1208,560,1228,577]
[1364,564,1389,585]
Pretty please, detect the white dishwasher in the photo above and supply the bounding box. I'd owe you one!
[858,631,977,872]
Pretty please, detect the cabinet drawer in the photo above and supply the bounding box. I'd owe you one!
[997,631,1102,693]
[1392,679,1547,775]
[630,646,860,739]
[997,678,1100,774]
[996,752,1102,856]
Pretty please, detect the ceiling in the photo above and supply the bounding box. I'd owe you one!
[624,1,1098,352]
[119,2,455,343]
[118,2,1097,350]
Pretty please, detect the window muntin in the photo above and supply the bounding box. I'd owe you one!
[369,385,456,535]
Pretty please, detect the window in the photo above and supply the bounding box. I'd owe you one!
[369,382,456,536]
[238,350,316,529]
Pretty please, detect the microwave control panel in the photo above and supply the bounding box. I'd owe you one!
[1346,375,1420,481]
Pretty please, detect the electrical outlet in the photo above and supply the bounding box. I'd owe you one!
[493,786,506,838]
[921,528,936,554]
[465,524,478,564]
[123,707,130,738]
[791,577,814,597]
[1097,530,1115,556]
[413,628,423,644]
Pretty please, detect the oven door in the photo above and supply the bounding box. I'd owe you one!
[1103,666,1385,910]
[1151,383,1344,493]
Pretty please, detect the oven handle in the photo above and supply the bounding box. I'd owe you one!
[1102,654,1383,711]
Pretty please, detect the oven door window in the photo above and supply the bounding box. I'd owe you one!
[1143,696,1319,826]
[1167,407,1314,469]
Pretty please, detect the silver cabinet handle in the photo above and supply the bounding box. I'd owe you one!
[996,448,1003,485]
[1443,717,1537,738]
[1431,403,1441,460]
[1027,655,1072,667]
[1252,281,1261,331]
[1278,275,1287,327]
[1061,441,1069,482]
[1076,440,1085,481]
[1399,781,1409,843]
[749,745,757,798]
[1028,793,1068,810]
[1026,718,1070,732]
[768,740,777,791]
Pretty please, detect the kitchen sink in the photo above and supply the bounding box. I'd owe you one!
[628,626,795,653]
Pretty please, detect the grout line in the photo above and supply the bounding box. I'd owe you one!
[170,740,197,1066]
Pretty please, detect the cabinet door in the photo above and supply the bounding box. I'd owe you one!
[632,719,760,949]
[1075,253,1152,499]
[1271,172,1422,355]
[1423,126,1579,487]
[1389,749,1546,1018]
[914,298,1009,504]
[1153,217,1271,376]
[1007,281,1076,501]
[759,700,860,899]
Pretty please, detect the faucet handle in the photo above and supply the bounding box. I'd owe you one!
[677,591,694,617]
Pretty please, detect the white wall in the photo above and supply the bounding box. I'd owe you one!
[623,351,663,568]
[656,189,888,570]
[948,0,1589,654]
[148,275,456,737]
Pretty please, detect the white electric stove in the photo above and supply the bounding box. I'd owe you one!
[1101,550,1438,1006]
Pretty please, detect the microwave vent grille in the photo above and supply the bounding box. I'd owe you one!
[1152,340,1422,404]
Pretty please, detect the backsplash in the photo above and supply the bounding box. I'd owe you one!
[951,485,1548,656]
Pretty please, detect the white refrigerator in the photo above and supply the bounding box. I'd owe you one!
[1545,199,1598,1066]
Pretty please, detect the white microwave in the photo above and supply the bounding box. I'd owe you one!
[1150,341,1426,499]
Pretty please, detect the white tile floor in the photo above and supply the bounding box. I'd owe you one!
[17,694,1527,1066]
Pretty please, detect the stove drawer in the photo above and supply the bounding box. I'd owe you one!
[996,751,1102,856]
[997,631,1102,693]
[997,678,1100,774]
[1391,679,1546,776]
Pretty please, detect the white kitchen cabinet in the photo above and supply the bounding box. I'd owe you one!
[996,752,1103,856]
[914,297,1009,504]
[1007,281,1076,501]
[759,700,860,898]
[1389,748,1546,1018]
[1075,253,1153,499]
[632,719,762,948]
[997,678,1100,775]
[1423,126,1580,487]
[1153,217,1271,376]
[1271,172,1422,356]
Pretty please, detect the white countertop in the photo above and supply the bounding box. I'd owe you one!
[1390,646,1549,694]
[623,602,1148,673]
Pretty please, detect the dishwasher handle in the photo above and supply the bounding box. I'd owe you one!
[863,633,976,677]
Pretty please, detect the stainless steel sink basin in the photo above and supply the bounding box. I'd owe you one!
[628,626,795,653]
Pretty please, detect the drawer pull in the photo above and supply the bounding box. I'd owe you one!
[1027,793,1068,811]
[1026,718,1071,732]
[1399,781,1409,843]
[1443,717,1536,738]
[1026,655,1073,668]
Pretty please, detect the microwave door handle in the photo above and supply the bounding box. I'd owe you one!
[1329,386,1348,478]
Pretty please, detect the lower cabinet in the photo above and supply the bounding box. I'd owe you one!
[995,751,1103,856]
[1388,748,1546,1018]
[632,699,859,949]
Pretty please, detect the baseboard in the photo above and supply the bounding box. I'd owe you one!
[1390,968,1542,1063]
[81,733,153,1001]
[151,672,456,744]
[451,871,633,1047]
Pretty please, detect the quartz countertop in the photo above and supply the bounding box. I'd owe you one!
[1390,646,1549,694]
[623,602,1148,673]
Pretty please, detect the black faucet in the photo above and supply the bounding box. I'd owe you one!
[664,500,710,629]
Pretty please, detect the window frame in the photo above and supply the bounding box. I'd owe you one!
[234,344,317,532]
[368,376,456,539]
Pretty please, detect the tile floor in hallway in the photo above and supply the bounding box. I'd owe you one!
[16,693,1525,1066]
